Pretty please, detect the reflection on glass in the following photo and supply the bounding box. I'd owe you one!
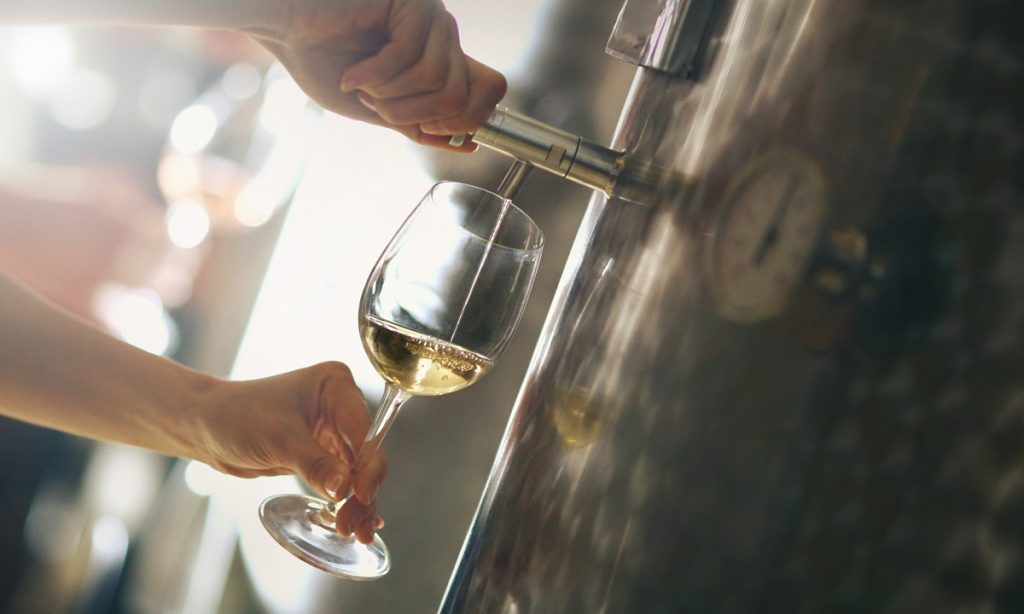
[551,385,608,447]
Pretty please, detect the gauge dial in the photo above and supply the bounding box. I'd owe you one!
[705,149,829,323]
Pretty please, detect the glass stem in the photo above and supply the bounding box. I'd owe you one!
[355,382,410,473]
[323,383,410,518]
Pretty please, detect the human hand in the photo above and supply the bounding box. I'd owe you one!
[251,0,506,150]
[194,361,386,543]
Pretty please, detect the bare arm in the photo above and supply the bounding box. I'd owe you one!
[0,271,211,456]
[0,0,283,33]
[0,0,507,149]
[0,271,384,541]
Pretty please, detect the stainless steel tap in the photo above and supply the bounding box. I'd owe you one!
[453,106,672,206]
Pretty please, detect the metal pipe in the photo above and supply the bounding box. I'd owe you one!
[496,159,533,201]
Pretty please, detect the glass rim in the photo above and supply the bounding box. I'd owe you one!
[427,180,545,253]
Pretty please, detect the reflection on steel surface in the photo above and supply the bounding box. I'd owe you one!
[608,0,721,79]
[444,0,1024,611]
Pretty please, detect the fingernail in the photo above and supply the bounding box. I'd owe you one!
[340,76,358,93]
[361,517,377,541]
[321,430,341,456]
[357,93,376,110]
[347,513,365,541]
[374,515,385,530]
[420,122,440,135]
[357,482,380,505]
[325,474,345,500]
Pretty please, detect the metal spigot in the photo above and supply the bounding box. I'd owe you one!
[452,107,668,206]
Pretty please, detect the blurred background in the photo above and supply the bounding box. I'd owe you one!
[0,0,635,612]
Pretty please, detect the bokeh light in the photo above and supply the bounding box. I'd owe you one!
[258,76,308,134]
[93,284,177,356]
[221,62,262,101]
[48,67,116,130]
[165,198,212,249]
[169,103,218,154]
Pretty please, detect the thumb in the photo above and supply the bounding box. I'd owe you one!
[288,436,352,502]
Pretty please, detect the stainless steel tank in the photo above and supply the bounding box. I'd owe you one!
[442,0,1024,611]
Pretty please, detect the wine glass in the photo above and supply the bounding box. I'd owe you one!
[259,180,544,579]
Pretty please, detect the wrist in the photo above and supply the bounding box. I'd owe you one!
[157,367,225,462]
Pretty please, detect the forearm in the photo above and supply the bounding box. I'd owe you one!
[0,0,288,36]
[0,271,217,458]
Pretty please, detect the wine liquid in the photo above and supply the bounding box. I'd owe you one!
[361,315,494,396]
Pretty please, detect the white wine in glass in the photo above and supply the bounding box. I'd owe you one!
[360,315,495,396]
[259,181,543,579]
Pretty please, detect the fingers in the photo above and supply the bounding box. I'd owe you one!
[313,362,386,508]
[416,131,479,152]
[335,1,505,146]
[335,497,384,545]
[293,362,388,544]
[419,56,506,135]
[358,11,457,100]
[284,362,374,501]
[311,362,388,507]
[360,55,504,144]
[352,445,387,506]
[312,415,353,465]
[317,363,372,463]
[289,438,353,502]
[339,1,439,93]
[356,35,469,126]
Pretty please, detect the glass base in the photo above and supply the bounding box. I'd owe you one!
[259,494,390,580]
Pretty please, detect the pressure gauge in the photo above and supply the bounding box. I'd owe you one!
[705,149,829,323]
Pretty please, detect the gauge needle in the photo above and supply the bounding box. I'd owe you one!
[752,173,800,267]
